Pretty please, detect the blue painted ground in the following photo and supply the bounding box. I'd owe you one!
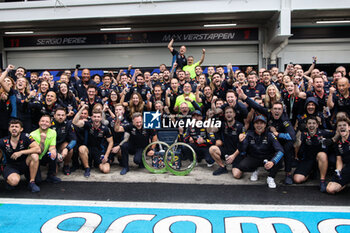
[1,202,350,233]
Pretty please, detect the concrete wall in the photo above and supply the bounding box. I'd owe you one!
[281,40,350,66]
[6,44,258,69]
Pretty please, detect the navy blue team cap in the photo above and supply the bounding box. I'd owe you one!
[192,110,202,116]
[254,115,267,123]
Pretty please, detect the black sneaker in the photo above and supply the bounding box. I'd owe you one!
[46,175,62,184]
[284,174,293,185]
[320,180,327,193]
[84,168,90,178]
[120,167,129,175]
[28,181,40,193]
[213,166,228,176]
[63,165,71,175]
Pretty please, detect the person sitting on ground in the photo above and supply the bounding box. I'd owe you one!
[30,114,61,184]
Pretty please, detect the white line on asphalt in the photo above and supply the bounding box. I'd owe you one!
[1,198,350,212]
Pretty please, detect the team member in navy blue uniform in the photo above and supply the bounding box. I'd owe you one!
[14,77,33,133]
[125,74,151,102]
[71,107,89,174]
[298,75,329,111]
[116,73,127,93]
[53,73,77,96]
[29,72,39,91]
[296,97,328,132]
[105,104,130,168]
[211,72,234,100]
[10,66,25,82]
[165,78,183,114]
[213,90,248,124]
[167,38,187,69]
[114,112,157,175]
[237,86,296,184]
[74,68,95,99]
[98,74,115,102]
[149,85,166,111]
[0,64,17,138]
[0,119,41,192]
[73,105,114,175]
[57,82,78,117]
[80,85,103,116]
[160,69,171,91]
[328,78,350,117]
[282,81,305,126]
[103,90,120,118]
[30,91,60,127]
[232,115,285,188]
[293,116,335,192]
[209,106,245,175]
[51,107,77,175]
[242,72,266,98]
[181,110,215,166]
[195,85,214,116]
[327,117,350,194]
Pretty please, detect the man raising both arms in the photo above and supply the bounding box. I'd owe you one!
[168,38,187,69]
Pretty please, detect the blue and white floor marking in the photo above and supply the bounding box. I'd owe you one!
[1,198,350,233]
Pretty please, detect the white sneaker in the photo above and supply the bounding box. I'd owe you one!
[207,162,214,168]
[250,170,259,181]
[267,176,276,189]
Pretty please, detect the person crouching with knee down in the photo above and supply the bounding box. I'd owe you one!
[232,115,284,188]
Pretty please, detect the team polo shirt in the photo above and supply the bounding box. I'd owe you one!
[171,49,187,68]
[332,92,350,116]
[0,133,35,165]
[83,121,112,150]
[218,121,245,151]
[124,124,156,149]
[242,84,266,98]
[337,135,350,165]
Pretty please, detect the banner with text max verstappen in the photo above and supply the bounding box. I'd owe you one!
[4,28,258,48]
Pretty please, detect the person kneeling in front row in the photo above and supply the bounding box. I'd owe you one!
[232,115,284,189]
[1,120,41,192]
[327,117,350,194]
[73,105,114,176]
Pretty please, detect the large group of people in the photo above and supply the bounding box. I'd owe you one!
[0,39,350,195]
